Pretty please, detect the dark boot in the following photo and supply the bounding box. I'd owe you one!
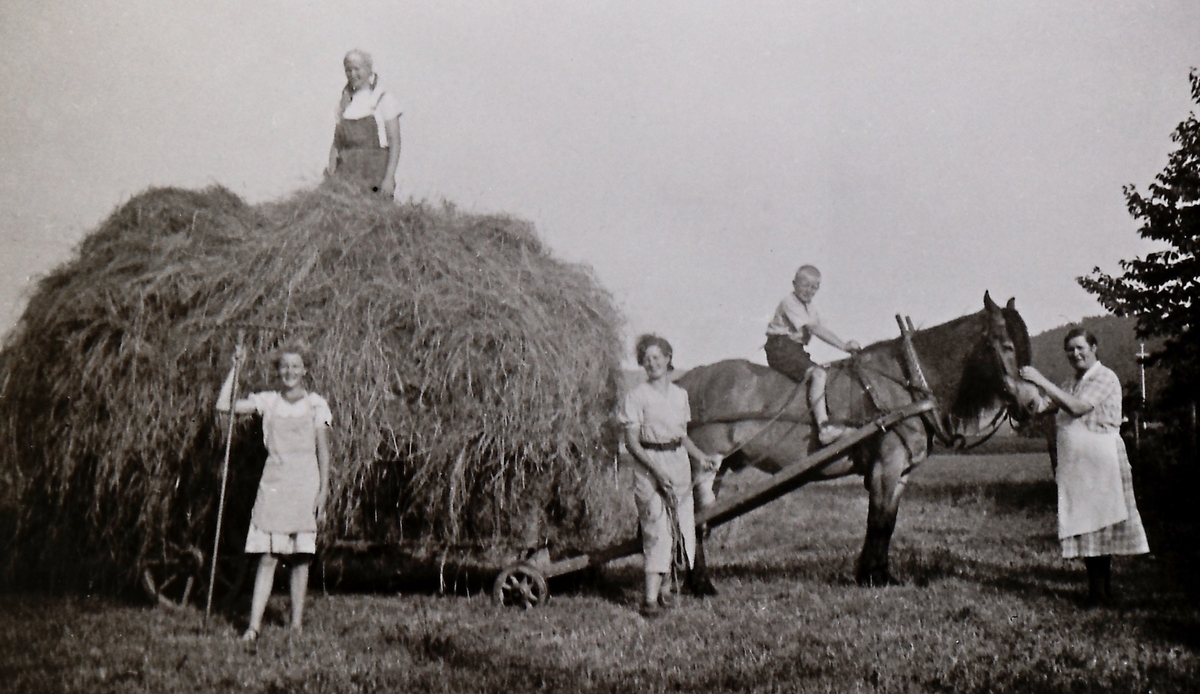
[1084,556,1110,607]
[1099,555,1113,604]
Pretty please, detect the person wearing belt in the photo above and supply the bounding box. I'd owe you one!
[326,49,402,197]
[618,334,722,617]
[1020,328,1149,607]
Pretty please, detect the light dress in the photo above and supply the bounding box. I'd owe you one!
[243,391,332,555]
[1052,362,1149,558]
[619,381,695,574]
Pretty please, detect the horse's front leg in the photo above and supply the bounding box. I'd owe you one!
[856,432,912,586]
[684,424,743,597]
[687,460,724,597]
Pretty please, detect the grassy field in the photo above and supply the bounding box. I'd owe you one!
[4,452,1199,693]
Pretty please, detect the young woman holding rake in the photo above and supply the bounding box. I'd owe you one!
[217,341,332,640]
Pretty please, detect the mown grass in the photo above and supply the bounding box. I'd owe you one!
[4,453,1198,693]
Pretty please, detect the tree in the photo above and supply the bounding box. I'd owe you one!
[1079,70,1200,407]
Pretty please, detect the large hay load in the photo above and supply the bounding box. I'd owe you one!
[0,183,625,593]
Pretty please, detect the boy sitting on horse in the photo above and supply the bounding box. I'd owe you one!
[765,264,860,445]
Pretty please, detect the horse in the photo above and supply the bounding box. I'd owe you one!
[678,292,1040,587]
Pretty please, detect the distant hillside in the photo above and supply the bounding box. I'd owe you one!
[1029,314,1167,402]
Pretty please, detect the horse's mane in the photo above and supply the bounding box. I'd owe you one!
[1003,305,1032,368]
[951,304,1030,422]
[840,306,1027,425]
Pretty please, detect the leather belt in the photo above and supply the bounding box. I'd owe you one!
[640,439,682,451]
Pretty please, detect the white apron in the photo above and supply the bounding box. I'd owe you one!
[1054,414,1127,538]
[252,401,321,533]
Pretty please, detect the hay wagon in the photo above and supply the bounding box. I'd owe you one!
[1,184,623,606]
[491,399,935,608]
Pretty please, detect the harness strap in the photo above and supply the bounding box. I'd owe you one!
[895,315,957,445]
[851,358,886,414]
[896,316,933,396]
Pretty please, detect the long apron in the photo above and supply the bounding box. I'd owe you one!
[252,404,321,533]
[333,116,390,193]
[1054,414,1127,538]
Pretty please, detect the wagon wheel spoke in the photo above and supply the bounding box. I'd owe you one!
[492,564,549,609]
[513,576,540,607]
[141,563,199,610]
[140,543,207,610]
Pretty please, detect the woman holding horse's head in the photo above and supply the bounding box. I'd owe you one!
[1020,328,1148,607]
[619,334,722,618]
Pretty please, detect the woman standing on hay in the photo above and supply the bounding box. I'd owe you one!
[1020,328,1149,607]
[326,49,402,197]
[217,342,332,640]
[620,334,722,618]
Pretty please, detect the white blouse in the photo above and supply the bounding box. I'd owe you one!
[339,83,402,148]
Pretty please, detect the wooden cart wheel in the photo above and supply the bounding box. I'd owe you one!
[492,563,549,609]
[140,547,248,610]
[140,544,205,609]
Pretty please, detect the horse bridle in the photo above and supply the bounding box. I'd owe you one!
[891,314,1012,451]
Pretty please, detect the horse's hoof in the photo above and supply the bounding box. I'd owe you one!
[687,573,719,597]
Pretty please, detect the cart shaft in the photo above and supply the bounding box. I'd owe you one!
[696,399,935,528]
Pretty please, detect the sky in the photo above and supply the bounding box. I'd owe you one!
[1,1,1197,368]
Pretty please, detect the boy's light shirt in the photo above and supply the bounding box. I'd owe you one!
[766,292,822,344]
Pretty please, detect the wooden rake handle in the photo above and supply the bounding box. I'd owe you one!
[205,329,244,627]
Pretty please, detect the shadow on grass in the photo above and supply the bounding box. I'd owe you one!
[897,545,1079,594]
[298,607,1199,694]
[904,478,1057,514]
[350,616,847,693]
[555,479,1058,603]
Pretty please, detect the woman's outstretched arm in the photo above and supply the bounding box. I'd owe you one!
[216,346,256,414]
[1020,366,1093,417]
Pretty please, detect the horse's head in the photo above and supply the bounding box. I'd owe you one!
[951,292,1039,428]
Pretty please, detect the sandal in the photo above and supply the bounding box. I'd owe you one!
[240,628,259,642]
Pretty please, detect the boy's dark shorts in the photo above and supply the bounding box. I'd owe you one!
[764,334,816,382]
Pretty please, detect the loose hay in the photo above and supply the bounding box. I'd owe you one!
[0,181,626,591]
